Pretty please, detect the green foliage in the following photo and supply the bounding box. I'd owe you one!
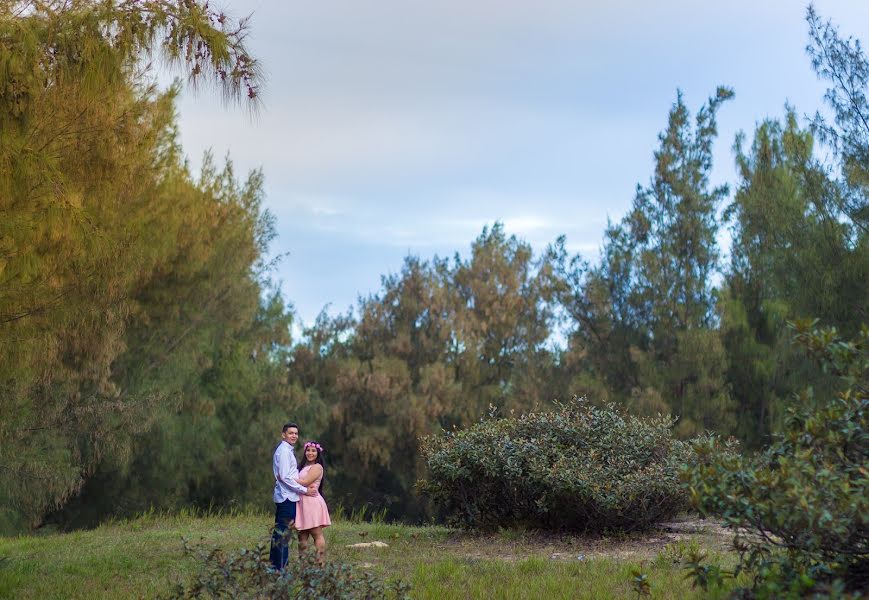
[419,398,700,532]
[806,5,869,229]
[654,537,703,568]
[3,0,867,538]
[0,0,261,116]
[289,224,564,520]
[682,548,728,594]
[166,537,410,600]
[722,109,866,442]
[50,291,313,528]
[629,568,652,597]
[0,0,267,532]
[683,321,868,597]
[721,7,869,447]
[556,87,736,438]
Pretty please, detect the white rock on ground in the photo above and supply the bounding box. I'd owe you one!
[346,541,389,548]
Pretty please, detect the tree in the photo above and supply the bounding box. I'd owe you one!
[288,225,564,519]
[807,4,869,233]
[450,224,561,417]
[51,291,317,527]
[0,0,262,531]
[562,88,736,436]
[720,7,869,444]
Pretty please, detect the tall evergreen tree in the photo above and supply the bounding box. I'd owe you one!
[807,4,869,234]
[0,0,262,531]
[562,88,735,436]
[721,7,869,444]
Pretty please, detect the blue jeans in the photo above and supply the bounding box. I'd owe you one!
[269,499,297,570]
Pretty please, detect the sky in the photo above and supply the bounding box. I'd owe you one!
[165,0,869,332]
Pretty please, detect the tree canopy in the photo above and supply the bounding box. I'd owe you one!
[0,0,267,531]
[1,4,866,531]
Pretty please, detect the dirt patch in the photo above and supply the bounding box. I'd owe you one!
[430,516,734,562]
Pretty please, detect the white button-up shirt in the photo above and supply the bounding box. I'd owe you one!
[273,440,308,503]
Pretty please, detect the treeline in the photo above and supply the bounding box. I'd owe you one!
[288,6,867,518]
[0,0,277,531]
[1,2,866,531]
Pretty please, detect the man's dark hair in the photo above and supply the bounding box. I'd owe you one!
[282,422,299,434]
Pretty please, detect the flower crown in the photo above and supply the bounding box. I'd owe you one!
[304,441,323,452]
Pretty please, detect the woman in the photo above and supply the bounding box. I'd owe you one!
[294,441,331,561]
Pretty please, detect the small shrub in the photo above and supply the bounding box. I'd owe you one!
[682,321,868,598]
[419,398,701,532]
[165,534,410,599]
[682,548,728,594]
[655,538,702,567]
[630,568,652,598]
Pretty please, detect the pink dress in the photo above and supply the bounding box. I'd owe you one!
[294,465,331,531]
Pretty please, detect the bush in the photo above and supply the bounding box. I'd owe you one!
[683,321,868,598]
[166,534,410,599]
[419,398,700,532]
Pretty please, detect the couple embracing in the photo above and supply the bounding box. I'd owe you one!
[270,422,332,570]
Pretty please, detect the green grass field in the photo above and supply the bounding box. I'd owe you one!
[0,511,737,599]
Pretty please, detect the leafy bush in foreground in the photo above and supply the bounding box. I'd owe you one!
[683,321,868,598]
[166,534,410,599]
[419,398,701,532]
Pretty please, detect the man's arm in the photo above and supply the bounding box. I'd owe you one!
[278,447,309,495]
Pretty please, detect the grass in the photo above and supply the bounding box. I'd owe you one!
[0,511,738,599]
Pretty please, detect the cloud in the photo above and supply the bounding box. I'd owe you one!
[311,205,340,217]
[164,0,869,328]
[503,215,552,234]
[272,186,608,260]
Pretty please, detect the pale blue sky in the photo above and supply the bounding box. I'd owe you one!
[168,0,869,331]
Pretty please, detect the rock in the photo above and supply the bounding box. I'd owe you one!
[346,541,389,548]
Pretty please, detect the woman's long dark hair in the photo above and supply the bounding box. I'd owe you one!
[299,442,325,498]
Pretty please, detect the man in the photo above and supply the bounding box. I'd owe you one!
[269,422,316,571]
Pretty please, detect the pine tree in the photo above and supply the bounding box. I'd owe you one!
[565,88,736,436]
[0,0,263,531]
[721,7,869,444]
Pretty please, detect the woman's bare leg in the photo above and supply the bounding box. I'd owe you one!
[310,526,326,562]
[298,530,310,556]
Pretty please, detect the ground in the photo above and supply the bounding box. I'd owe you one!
[427,517,733,562]
[0,512,738,599]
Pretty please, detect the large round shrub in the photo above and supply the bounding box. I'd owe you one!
[419,398,699,532]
